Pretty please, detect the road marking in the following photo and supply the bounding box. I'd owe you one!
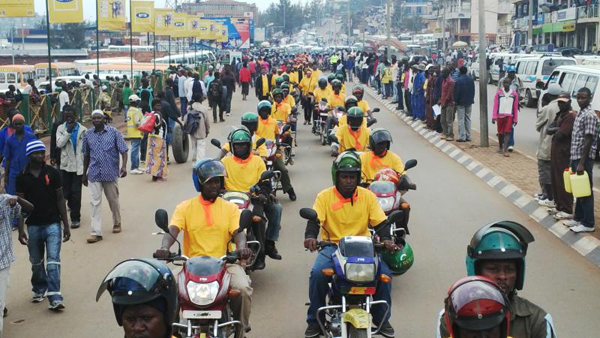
[514,195,532,209]
[476,168,490,178]
[572,236,600,256]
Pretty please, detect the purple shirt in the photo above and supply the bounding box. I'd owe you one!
[82,125,128,182]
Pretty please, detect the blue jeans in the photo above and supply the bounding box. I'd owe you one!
[571,159,595,228]
[508,125,515,147]
[307,245,392,325]
[166,119,175,145]
[392,81,399,102]
[27,223,63,301]
[130,138,141,170]
[180,97,188,116]
[264,203,282,241]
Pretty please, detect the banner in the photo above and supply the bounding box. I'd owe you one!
[187,16,200,38]
[233,21,250,48]
[98,0,126,31]
[154,8,174,36]
[131,1,154,33]
[171,13,188,38]
[197,20,212,40]
[0,0,34,17]
[48,0,83,24]
[217,24,228,43]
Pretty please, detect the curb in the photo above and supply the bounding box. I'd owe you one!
[364,86,600,268]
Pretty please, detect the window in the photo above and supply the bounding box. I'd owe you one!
[559,72,577,94]
[37,68,46,77]
[0,73,5,83]
[547,70,560,84]
[516,61,526,74]
[542,59,576,75]
[6,73,16,83]
[525,61,537,75]
[572,75,599,98]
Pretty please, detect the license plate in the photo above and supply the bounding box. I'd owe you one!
[348,287,376,295]
[182,310,222,320]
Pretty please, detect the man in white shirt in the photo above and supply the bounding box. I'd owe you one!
[59,82,70,112]
[391,58,399,104]
[178,70,188,115]
[185,72,195,103]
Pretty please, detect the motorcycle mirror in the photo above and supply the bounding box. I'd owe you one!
[299,208,318,221]
[260,170,275,181]
[282,124,291,133]
[155,209,169,233]
[404,159,418,170]
[255,137,266,148]
[239,210,253,232]
[387,210,403,224]
[372,108,381,113]
[367,118,377,127]
[211,138,222,149]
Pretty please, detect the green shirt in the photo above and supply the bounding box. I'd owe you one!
[122,86,133,105]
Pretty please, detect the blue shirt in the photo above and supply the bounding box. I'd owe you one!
[82,125,128,182]
[0,125,34,167]
[2,131,37,176]
[205,74,215,89]
[70,123,79,152]
[453,74,476,106]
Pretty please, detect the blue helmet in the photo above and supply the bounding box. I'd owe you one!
[192,158,227,192]
[506,65,516,73]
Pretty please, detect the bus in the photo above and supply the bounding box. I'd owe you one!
[151,51,216,66]
[0,65,36,92]
[34,62,80,81]
[82,63,170,79]
[107,45,154,52]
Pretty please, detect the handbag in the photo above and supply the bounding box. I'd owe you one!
[137,112,156,133]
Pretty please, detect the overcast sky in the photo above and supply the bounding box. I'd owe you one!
[33,0,296,20]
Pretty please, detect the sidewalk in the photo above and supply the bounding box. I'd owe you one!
[364,85,600,267]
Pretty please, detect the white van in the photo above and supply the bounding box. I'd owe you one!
[515,55,576,107]
[537,65,600,110]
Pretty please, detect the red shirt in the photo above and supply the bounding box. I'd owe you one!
[441,77,455,107]
[249,61,256,74]
[239,68,251,83]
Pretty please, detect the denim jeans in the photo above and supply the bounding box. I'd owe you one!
[307,245,392,325]
[456,105,472,141]
[384,83,392,98]
[571,159,595,228]
[392,81,399,101]
[264,202,282,241]
[508,125,515,147]
[0,266,10,335]
[27,223,63,302]
[130,138,141,170]
[180,97,188,116]
[166,119,175,145]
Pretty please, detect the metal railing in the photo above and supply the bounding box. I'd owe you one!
[578,5,599,20]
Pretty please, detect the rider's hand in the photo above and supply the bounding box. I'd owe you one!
[383,240,400,253]
[237,247,253,260]
[154,248,171,259]
[304,238,319,252]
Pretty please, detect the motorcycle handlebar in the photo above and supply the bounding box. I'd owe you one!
[153,252,188,263]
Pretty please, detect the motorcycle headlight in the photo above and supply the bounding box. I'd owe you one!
[377,197,395,213]
[345,263,376,282]
[187,281,219,306]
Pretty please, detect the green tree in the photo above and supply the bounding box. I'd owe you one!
[51,23,88,49]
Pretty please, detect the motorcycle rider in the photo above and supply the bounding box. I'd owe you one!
[352,85,373,116]
[281,83,296,109]
[299,68,318,125]
[97,258,178,338]
[327,80,346,109]
[154,159,253,338]
[218,113,267,159]
[335,73,346,94]
[304,151,397,338]
[437,221,557,338]
[332,107,371,156]
[271,88,292,123]
[221,128,286,269]
[360,128,404,182]
[443,276,512,338]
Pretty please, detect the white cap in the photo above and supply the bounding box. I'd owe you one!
[129,94,141,102]
[91,109,104,117]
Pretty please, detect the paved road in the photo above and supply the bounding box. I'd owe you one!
[4,88,600,338]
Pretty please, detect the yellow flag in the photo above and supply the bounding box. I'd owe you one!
[198,20,211,40]
[187,16,200,38]
[154,8,174,36]
[48,0,83,24]
[0,0,34,17]
[171,13,187,38]
[131,1,154,33]
[98,0,126,31]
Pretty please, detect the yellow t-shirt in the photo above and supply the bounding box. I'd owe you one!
[171,196,241,258]
[222,155,266,192]
[300,75,318,95]
[360,151,405,182]
[341,84,346,95]
[126,106,144,139]
[327,92,346,109]
[313,69,323,81]
[283,95,296,109]
[272,102,291,122]
[261,75,269,97]
[222,137,267,158]
[314,87,332,104]
[357,100,370,114]
[336,125,370,152]
[338,114,367,129]
[256,117,279,141]
[313,186,387,243]
[289,72,299,84]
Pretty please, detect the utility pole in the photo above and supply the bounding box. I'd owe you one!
[45,0,52,94]
[129,0,133,82]
[478,0,488,147]
[96,0,100,77]
[442,0,447,51]
[347,0,351,45]
[386,0,391,60]
[527,0,534,47]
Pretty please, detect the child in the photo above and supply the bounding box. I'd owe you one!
[184,93,210,163]
[126,95,144,174]
[492,77,519,157]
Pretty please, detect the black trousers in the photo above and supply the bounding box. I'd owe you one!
[61,170,82,222]
[404,90,412,115]
[397,82,404,110]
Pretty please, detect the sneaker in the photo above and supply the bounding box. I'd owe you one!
[446,137,454,141]
[305,323,321,338]
[379,321,395,338]
[112,224,122,233]
[87,235,103,243]
[563,220,581,227]
[534,193,545,200]
[49,300,65,311]
[554,211,573,220]
[32,292,46,303]
[287,188,297,202]
[538,199,556,208]
[547,208,558,215]
[130,169,143,175]
[70,221,80,229]
[508,146,514,152]
[571,224,595,233]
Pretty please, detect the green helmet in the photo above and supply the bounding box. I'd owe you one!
[272,88,284,98]
[331,151,362,185]
[275,76,285,87]
[282,74,290,83]
[466,221,535,291]
[347,107,364,130]
[369,128,393,151]
[327,74,336,83]
[257,100,272,114]
[381,240,414,275]
[331,79,342,89]
[345,95,358,110]
[281,83,290,92]
[335,73,345,81]
[241,112,259,133]
[228,127,252,159]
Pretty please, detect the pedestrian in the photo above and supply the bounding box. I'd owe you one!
[498,66,523,151]
[548,93,575,220]
[16,140,70,310]
[240,62,251,101]
[208,73,225,123]
[381,60,392,99]
[535,83,562,206]
[121,81,133,114]
[126,95,144,175]
[55,105,87,229]
[184,93,210,163]
[82,110,128,243]
[0,193,32,334]
[425,65,437,129]
[58,82,70,112]
[204,65,215,88]
[137,78,154,106]
[146,99,168,182]
[411,64,426,121]
[563,87,599,233]
[165,78,181,117]
[439,68,455,140]
[396,59,406,111]
[178,70,188,116]
[157,90,181,162]
[3,114,37,196]
[453,66,475,142]
[221,68,236,117]
[492,77,519,156]
[403,63,413,116]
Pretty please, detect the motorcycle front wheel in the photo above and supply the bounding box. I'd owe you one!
[347,325,368,338]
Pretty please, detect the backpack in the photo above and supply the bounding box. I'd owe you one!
[183,111,201,135]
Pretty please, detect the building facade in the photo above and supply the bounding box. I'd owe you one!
[444,0,512,46]
[182,0,258,22]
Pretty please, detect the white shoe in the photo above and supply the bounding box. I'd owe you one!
[571,224,595,233]
[563,219,581,227]
[507,146,514,152]
[534,193,544,200]
[538,199,556,208]
[554,211,573,220]
[547,208,558,215]
[130,169,143,175]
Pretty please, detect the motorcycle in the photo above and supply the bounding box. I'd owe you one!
[314,99,330,145]
[276,122,294,166]
[153,208,255,338]
[328,108,381,148]
[299,208,403,338]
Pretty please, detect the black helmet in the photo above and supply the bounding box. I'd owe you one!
[352,85,364,99]
[346,107,364,131]
[344,95,358,110]
[96,259,178,338]
[318,77,327,88]
[369,128,393,155]
[331,79,342,90]
[192,158,227,192]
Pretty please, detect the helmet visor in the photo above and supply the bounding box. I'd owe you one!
[451,281,506,331]
[196,160,227,184]
[96,260,161,303]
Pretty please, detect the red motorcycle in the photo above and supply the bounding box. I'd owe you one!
[153,209,253,338]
